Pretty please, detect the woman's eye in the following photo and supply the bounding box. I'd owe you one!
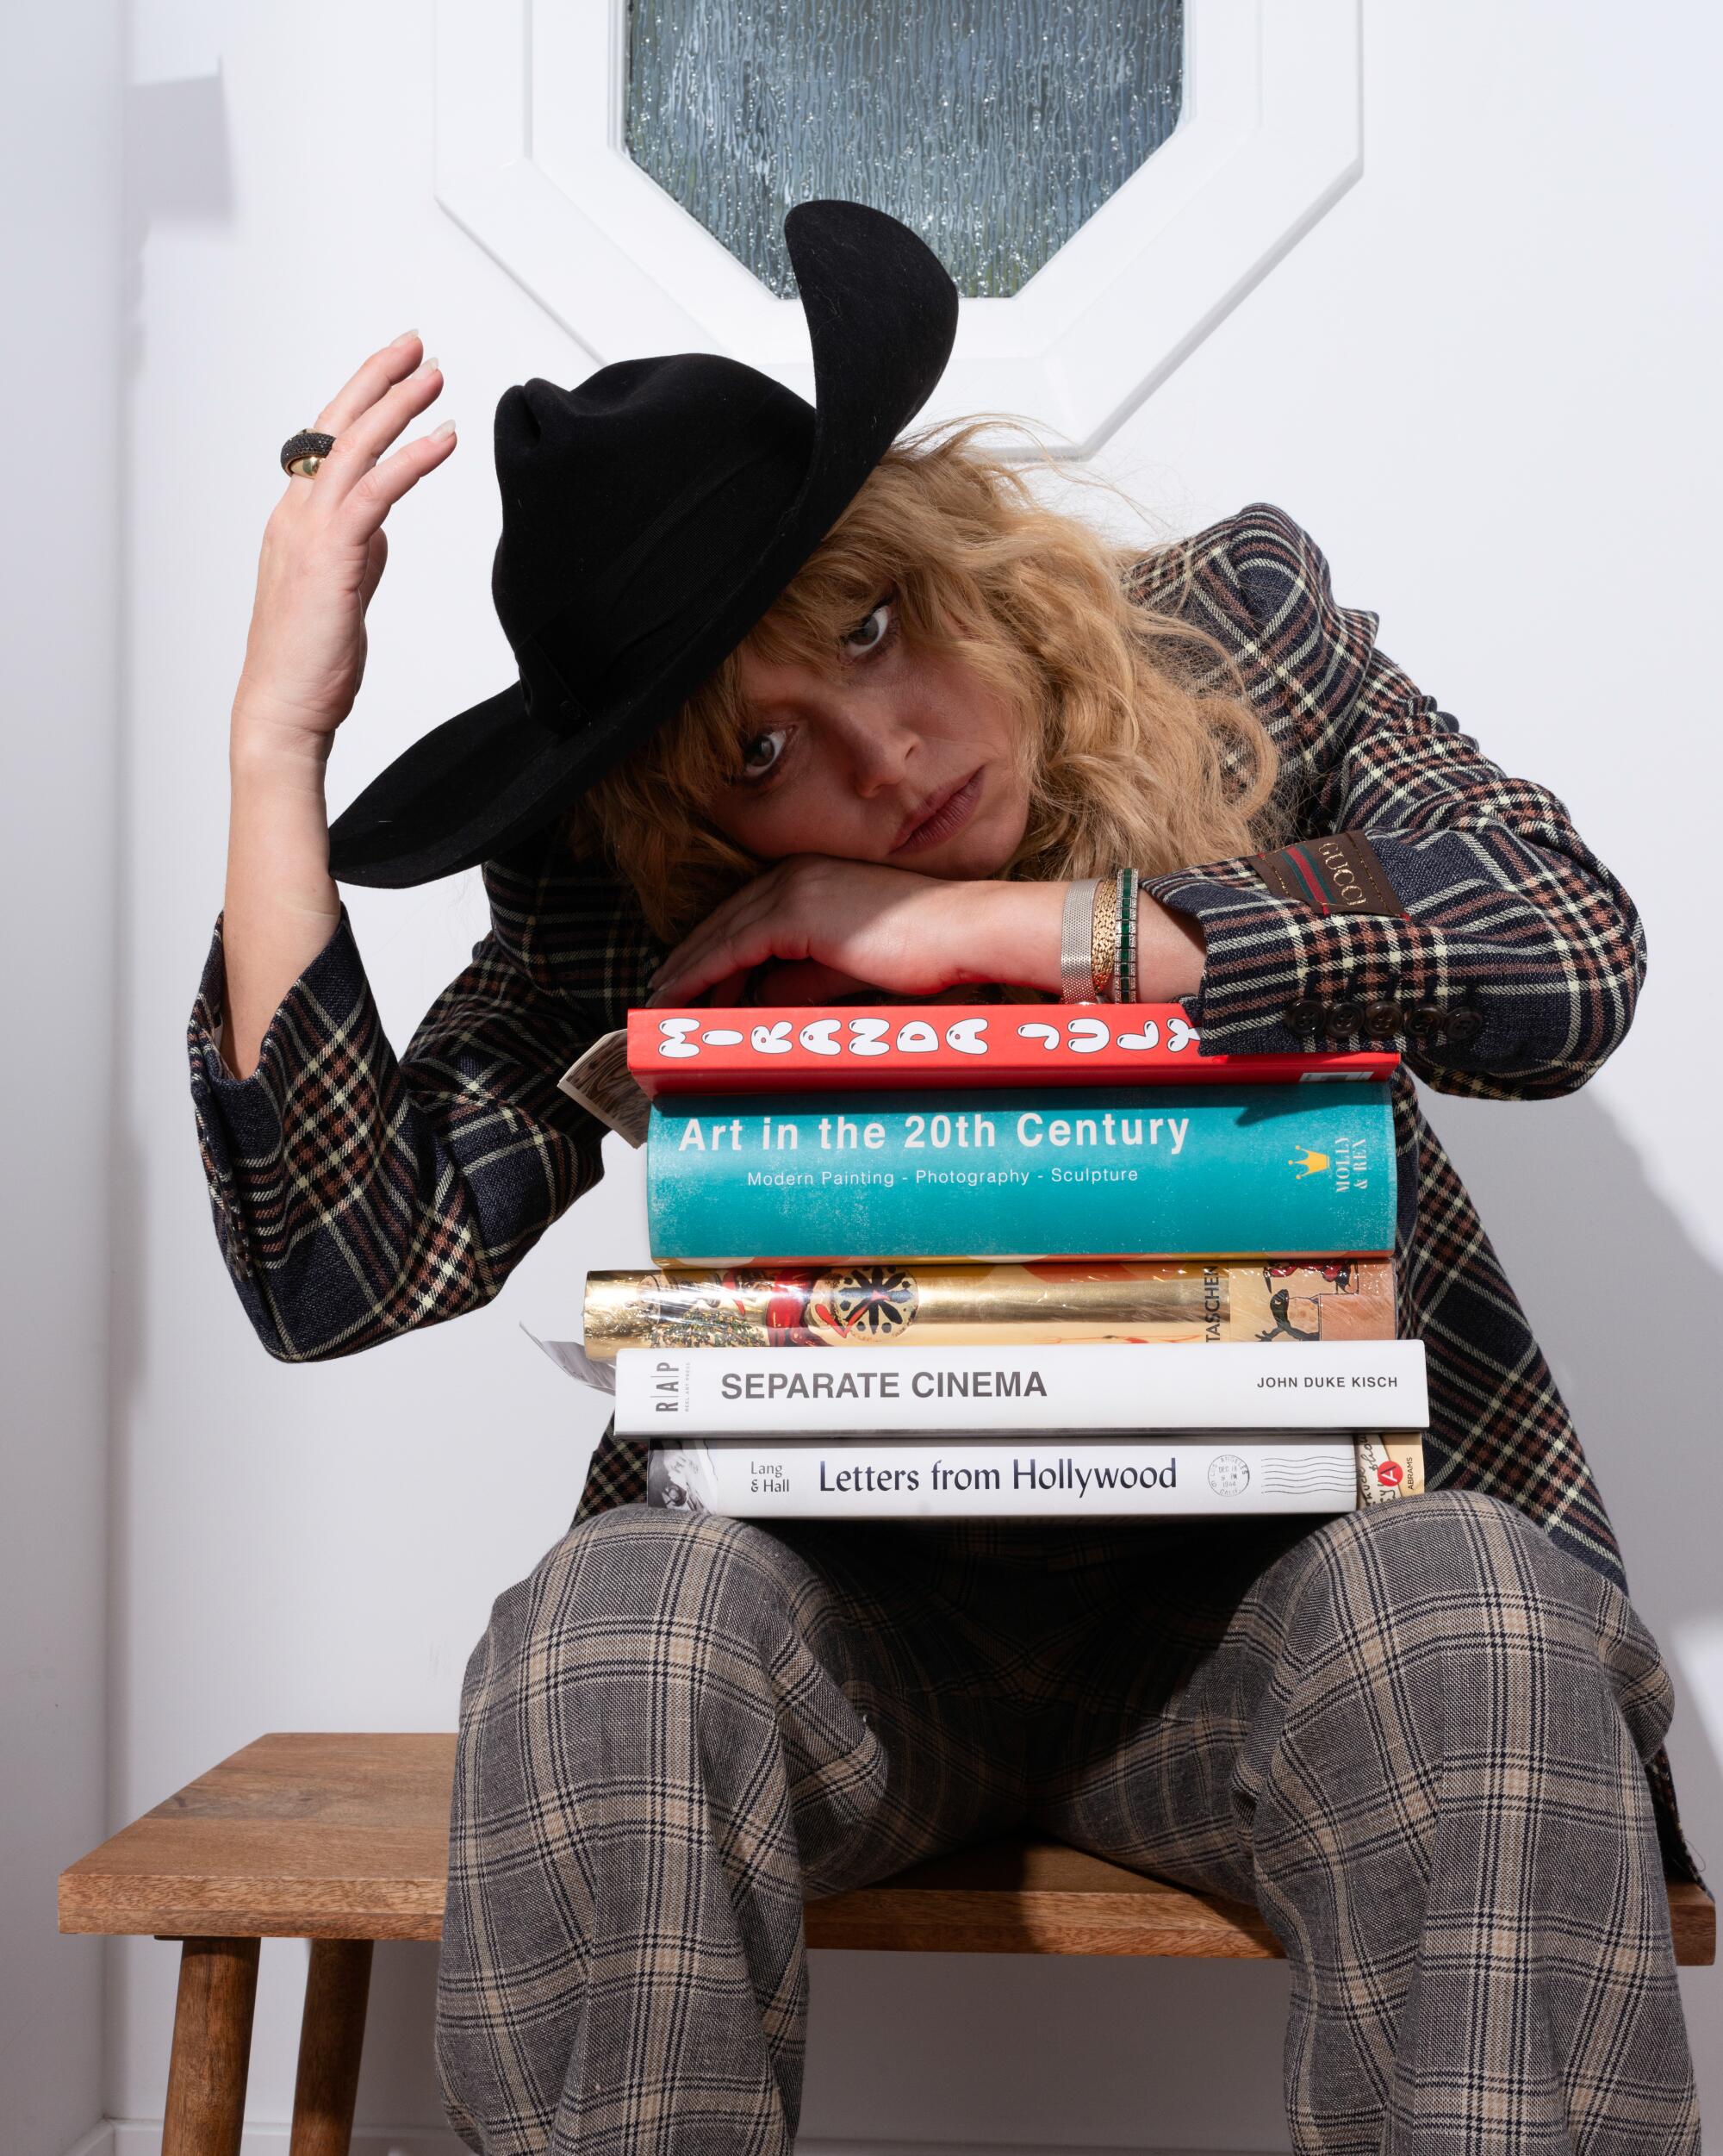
[843,593,896,656]
[737,726,791,782]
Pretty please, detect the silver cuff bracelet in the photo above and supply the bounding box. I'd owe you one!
[1060,877,1100,1001]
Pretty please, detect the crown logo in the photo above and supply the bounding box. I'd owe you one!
[1288,1146,1330,1178]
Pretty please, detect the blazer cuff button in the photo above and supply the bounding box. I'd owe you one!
[1282,998,1328,1035]
[1445,1007,1484,1044]
[1364,1000,1403,1033]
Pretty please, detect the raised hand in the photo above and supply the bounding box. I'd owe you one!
[221,328,456,1080]
[234,327,455,759]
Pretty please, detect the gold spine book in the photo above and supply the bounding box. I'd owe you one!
[582,1259,1397,1356]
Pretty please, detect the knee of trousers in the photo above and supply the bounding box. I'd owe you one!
[457,1505,824,1726]
[1263,1489,1676,1776]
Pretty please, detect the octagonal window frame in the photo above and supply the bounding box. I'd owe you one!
[434,0,1361,456]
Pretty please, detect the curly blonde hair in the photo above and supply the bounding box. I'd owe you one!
[561,412,1292,943]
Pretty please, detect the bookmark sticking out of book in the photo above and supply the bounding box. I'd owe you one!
[558,1030,650,1147]
[519,1321,617,1393]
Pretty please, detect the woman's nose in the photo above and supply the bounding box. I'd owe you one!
[844,713,918,796]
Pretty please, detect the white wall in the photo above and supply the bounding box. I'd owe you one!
[0,6,123,2155]
[106,3,1721,2150]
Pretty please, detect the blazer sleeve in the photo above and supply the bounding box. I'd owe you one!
[185,900,615,1361]
[1142,502,1646,1101]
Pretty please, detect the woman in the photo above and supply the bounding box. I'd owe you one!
[190,205,1701,2153]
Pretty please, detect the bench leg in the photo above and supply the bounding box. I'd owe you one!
[162,1937,260,2156]
[289,1938,374,2156]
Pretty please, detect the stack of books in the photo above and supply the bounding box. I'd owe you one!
[548,1000,1428,1520]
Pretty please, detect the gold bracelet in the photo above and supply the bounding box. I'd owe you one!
[1090,874,1118,1000]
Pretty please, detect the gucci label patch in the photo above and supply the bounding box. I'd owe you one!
[1247,832,1406,918]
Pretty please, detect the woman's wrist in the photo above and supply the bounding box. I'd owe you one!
[964,878,1067,994]
[231,683,340,781]
[227,738,336,898]
[963,876,1205,1002]
[221,704,343,1078]
[1135,888,1206,1002]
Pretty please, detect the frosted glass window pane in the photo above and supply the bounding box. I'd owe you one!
[623,1,1184,299]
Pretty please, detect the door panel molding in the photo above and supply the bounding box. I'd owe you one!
[433,0,1361,456]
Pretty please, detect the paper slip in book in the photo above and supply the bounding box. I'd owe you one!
[612,1338,1429,1438]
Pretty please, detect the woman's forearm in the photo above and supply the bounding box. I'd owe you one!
[219,698,343,1078]
[209,331,456,1080]
[644,859,1208,1008]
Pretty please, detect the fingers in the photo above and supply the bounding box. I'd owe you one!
[279,329,444,507]
[645,882,796,1006]
[645,912,780,1007]
[746,958,875,1006]
[643,861,967,1008]
[312,327,426,444]
[330,419,457,540]
[644,869,781,1000]
[700,965,763,1008]
[311,353,448,512]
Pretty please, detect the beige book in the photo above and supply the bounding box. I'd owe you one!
[1355,1433,1426,1505]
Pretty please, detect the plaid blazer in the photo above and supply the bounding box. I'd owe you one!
[186,501,1698,1879]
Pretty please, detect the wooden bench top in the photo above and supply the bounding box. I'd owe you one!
[59,1732,1715,1963]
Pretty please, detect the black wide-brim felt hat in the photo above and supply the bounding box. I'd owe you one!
[325,199,961,888]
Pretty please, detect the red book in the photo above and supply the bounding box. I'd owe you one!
[625,1002,1395,1095]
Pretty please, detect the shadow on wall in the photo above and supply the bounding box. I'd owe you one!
[352,1941,446,2124]
[125,67,233,221]
[1412,1082,1723,2144]
[102,58,233,2126]
[1412,1081,1723,1851]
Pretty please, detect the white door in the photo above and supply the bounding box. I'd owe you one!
[112,3,1720,2148]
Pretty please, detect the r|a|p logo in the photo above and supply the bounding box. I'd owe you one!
[1288,1146,1331,1179]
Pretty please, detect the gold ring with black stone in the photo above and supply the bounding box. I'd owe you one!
[280,428,337,478]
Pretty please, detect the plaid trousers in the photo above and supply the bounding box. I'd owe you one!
[434,1492,1699,2156]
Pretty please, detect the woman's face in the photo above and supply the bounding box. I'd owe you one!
[703,591,1032,877]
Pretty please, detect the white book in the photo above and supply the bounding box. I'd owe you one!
[613,1338,1428,1438]
[646,1434,1428,1519]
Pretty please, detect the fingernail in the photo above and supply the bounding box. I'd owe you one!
[431,420,456,439]
[414,355,439,377]
[391,327,420,346]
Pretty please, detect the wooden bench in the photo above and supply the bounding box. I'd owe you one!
[61,1732,1715,2156]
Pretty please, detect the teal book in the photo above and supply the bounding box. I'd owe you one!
[646,1084,1396,1262]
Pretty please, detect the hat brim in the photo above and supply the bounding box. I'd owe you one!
[327,200,959,888]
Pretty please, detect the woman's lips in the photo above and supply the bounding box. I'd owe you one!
[891,768,983,856]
